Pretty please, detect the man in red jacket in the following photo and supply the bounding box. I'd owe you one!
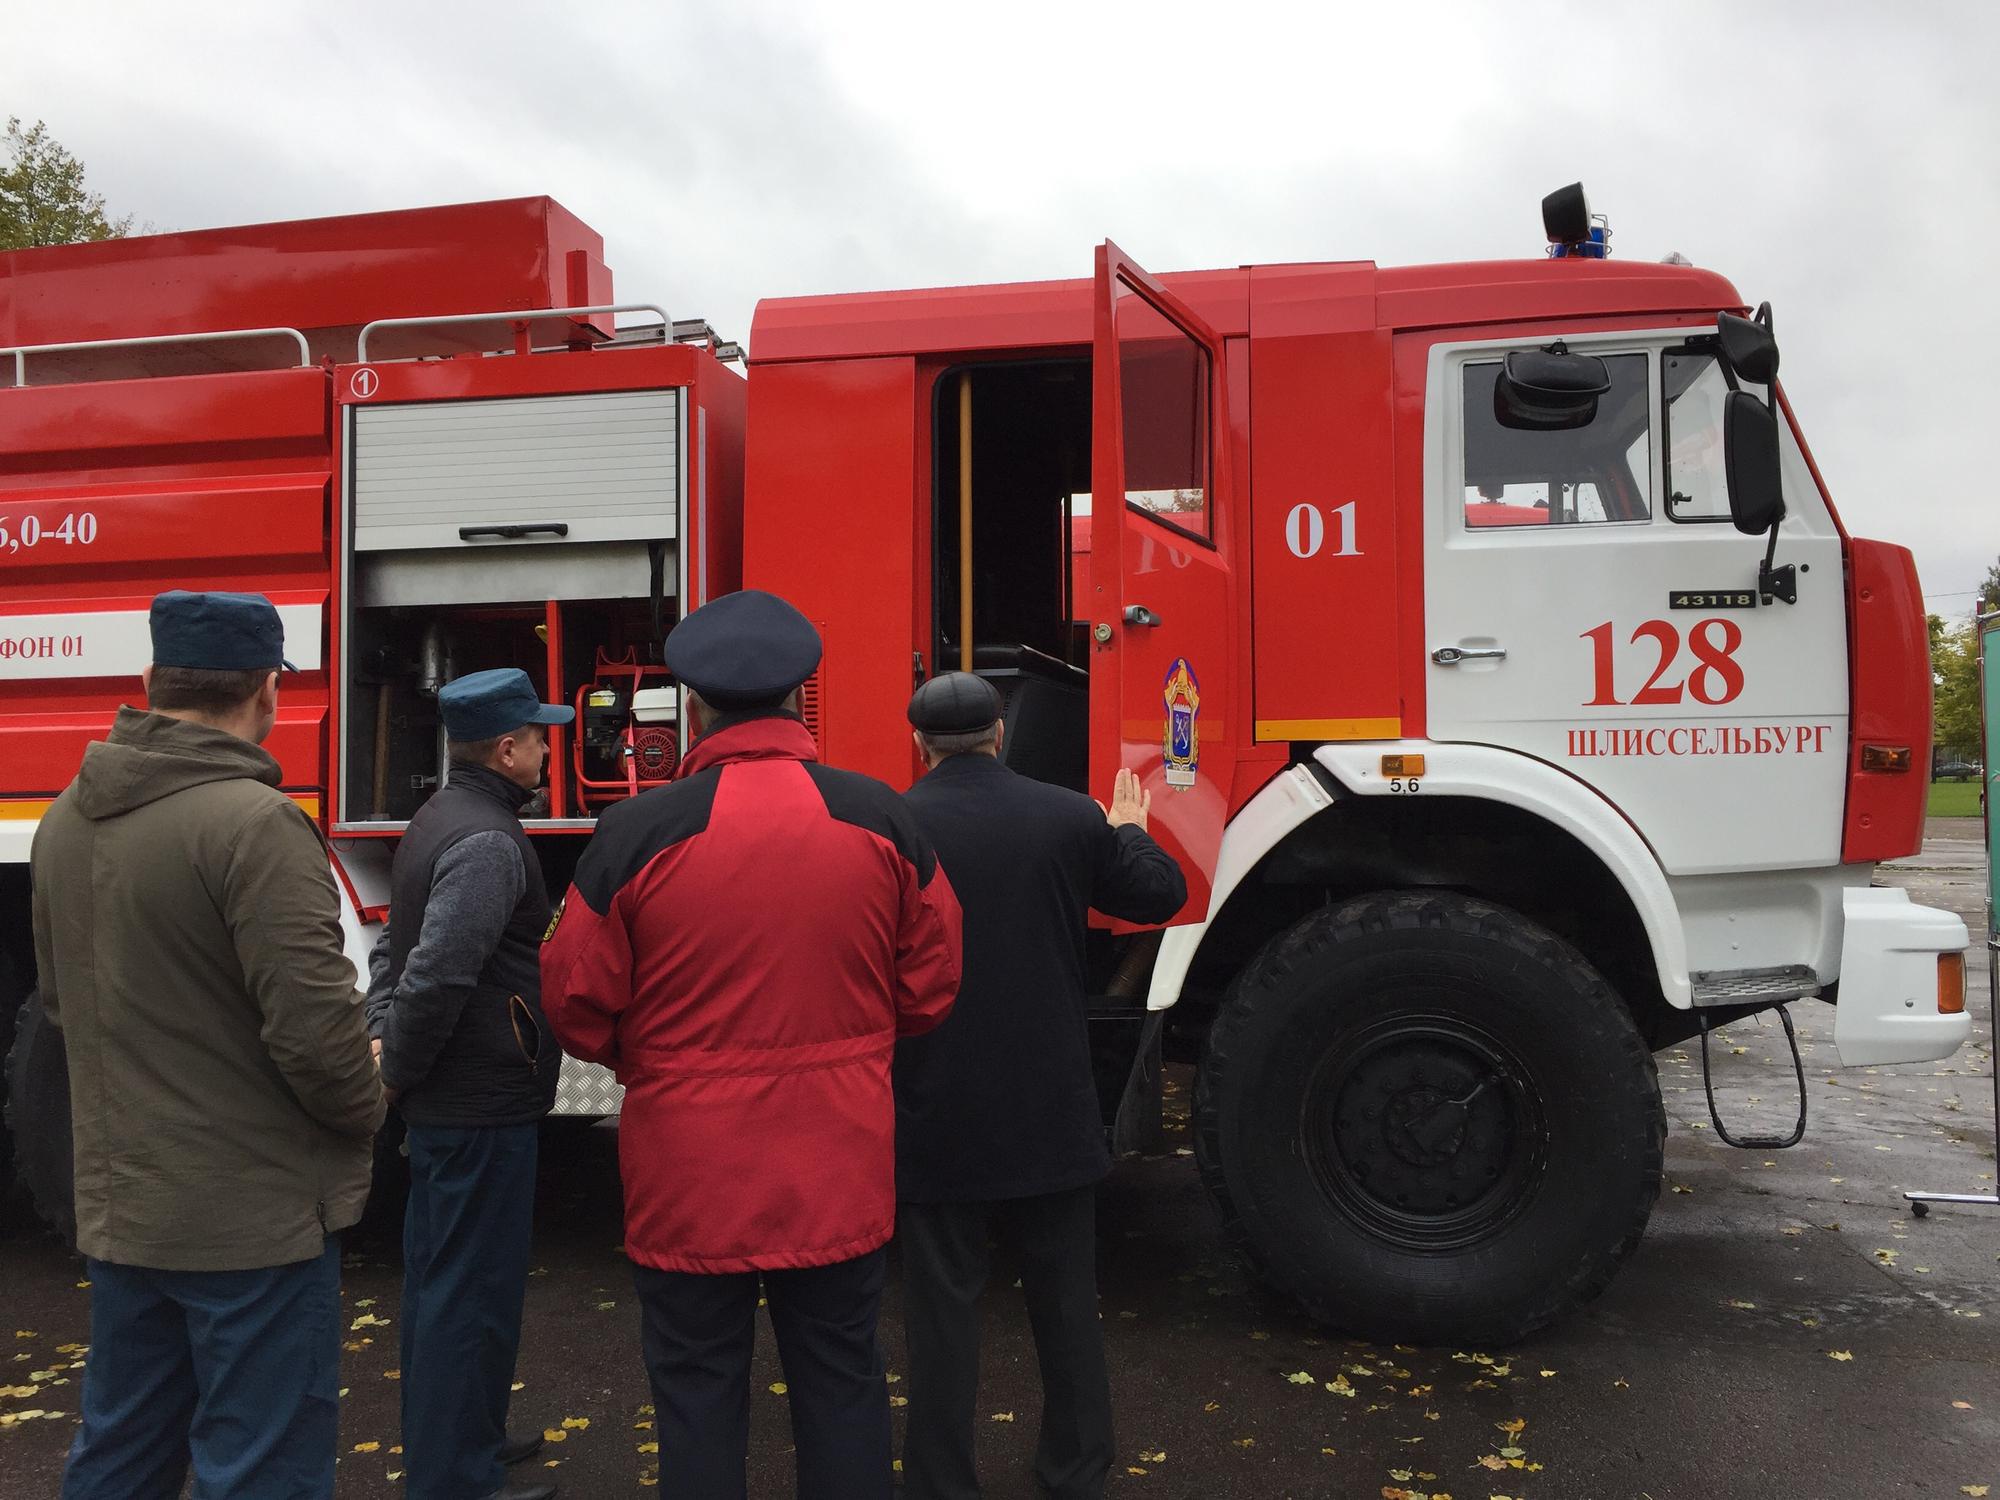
[542,590,962,1500]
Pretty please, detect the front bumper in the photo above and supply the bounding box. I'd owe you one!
[1833,888,1971,1066]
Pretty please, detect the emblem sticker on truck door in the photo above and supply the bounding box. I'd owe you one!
[1163,658,1201,788]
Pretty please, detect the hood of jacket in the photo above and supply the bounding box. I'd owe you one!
[72,706,282,821]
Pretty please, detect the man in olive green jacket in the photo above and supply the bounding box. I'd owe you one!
[30,590,384,1500]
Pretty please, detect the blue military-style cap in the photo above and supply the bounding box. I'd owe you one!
[149,590,297,672]
[438,668,575,743]
[664,589,822,709]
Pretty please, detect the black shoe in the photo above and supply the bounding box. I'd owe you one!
[500,1430,545,1466]
[478,1480,556,1500]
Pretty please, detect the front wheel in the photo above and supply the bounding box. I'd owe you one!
[1194,890,1663,1345]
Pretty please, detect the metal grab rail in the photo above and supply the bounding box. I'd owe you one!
[3,326,312,388]
[355,303,671,363]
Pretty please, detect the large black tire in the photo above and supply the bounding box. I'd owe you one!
[3,987,77,1247]
[1193,890,1663,1345]
[0,955,20,1223]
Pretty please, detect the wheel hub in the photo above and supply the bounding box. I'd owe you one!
[1306,1016,1546,1251]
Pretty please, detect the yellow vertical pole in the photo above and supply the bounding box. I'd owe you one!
[959,373,974,673]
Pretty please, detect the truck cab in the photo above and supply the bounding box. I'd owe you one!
[741,223,1966,1340]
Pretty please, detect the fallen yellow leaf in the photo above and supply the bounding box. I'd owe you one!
[771,1383,789,1396]
[1233,1436,1255,1449]
[1828,1350,1855,1362]
[991,1411,1014,1422]
[353,1441,380,1453]
[1961,1488,1989,1498]
[542,1428,567,1443]
[1953,1400,1974,1410]
[1497,1418,1526,1436]
[638,1442,658,1454]
[560,1417,589,1431]
[1139,1450,1166,1463]
[1285,1370,1314,1384]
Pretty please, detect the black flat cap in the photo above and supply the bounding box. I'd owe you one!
[149,589,297,672]
[908,671,1002,734]
[665,589,822,709]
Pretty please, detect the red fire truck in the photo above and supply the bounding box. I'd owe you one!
[0,189,1969,1342]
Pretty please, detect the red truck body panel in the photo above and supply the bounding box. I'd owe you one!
[1,197,613,374]
[0,366,333,803]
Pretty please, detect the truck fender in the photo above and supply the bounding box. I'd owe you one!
[1144,744,1693,1012]
[328,839,394,991]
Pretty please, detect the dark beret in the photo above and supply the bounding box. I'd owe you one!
[907,671,1002,735]
[149,590,296,672]
[665,589,822,709]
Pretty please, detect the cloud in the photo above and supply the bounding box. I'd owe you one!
[6,0,1995,597]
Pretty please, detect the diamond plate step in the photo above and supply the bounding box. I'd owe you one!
[1690,964,1822,1008]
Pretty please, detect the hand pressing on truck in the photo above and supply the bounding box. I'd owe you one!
[1097,767,1152,833]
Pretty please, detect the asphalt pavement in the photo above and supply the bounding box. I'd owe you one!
[2,822,1994,1499]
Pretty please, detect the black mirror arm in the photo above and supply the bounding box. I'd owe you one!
[1758,524,1798,606]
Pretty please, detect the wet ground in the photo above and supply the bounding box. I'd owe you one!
[2,822,1994,1498]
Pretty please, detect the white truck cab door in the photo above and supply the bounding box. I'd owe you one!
[1422,332,1849,877]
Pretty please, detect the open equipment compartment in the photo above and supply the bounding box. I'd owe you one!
[332,328,742,831]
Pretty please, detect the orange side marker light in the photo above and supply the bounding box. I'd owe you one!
[1938,952,1965,1015]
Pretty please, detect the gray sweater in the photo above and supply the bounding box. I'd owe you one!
[364,830,526,1091]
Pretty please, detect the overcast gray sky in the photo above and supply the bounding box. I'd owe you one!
[9,1,1996,608]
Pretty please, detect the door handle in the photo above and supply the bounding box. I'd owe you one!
[458,522,571,541]
[1431,645,1507,666]
[1123,605,1162,627]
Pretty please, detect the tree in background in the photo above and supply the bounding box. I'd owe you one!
[0,117,131,251]
[1933,623,1981,763]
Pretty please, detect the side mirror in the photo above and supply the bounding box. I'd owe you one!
[1493,347,1612,431]
[1723,390,1786,535]
[1718,302,1780,385]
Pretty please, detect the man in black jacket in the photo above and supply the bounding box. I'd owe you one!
[366,667,570,1500]
[895,673,1187,1500]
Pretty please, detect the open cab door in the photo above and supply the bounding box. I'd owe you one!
[1090,242,1236,925]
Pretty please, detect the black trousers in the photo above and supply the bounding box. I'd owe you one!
[898,1186,1113,1500]
[632,1247,892,1500]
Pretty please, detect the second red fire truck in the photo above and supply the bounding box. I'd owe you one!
[0,187,1968,1341]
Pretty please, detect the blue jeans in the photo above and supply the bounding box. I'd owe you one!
[401,1122,539,1500]
[61,1238,342,1500]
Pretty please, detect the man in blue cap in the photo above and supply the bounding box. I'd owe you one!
[544,589,963,1500]
[32,590,384,1500]
[365,666,572,1500]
